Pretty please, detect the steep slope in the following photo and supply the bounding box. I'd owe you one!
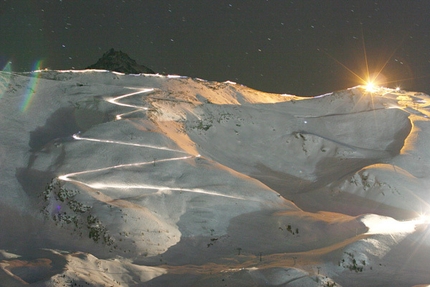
[1,70,430,286]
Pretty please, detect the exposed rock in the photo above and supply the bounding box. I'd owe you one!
[86,48,155,74]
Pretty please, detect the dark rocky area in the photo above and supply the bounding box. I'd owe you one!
[86,48,155,74]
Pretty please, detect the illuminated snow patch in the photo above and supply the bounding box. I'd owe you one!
[361,214,429,235]
[55,69,114,74]
[143,73,167,78]
[167,74,187,79]
[280,93,295,97]
[224,80,237,85]
[313,92,333,98]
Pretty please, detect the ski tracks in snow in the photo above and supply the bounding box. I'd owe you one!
[59,87,245,200]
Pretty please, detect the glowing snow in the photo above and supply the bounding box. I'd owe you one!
[361,214,429,235]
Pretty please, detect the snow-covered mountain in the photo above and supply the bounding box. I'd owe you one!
[1,69,430,286]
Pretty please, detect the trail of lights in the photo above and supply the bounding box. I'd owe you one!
[59,154,246,200]
[58,156,193,181]
[115,109,143,120]
[106,88,154,119]
[73,133,188,154]
[105,88,154,109]
[58,86,247,202]
[83,182,245,200]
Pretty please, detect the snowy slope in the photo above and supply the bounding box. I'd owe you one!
[1,70,430,286]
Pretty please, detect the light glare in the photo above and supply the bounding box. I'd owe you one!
[365,81,377,92]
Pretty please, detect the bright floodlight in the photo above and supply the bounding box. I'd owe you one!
[365,81,377,92]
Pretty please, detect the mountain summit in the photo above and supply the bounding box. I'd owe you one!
[86,48,155,74]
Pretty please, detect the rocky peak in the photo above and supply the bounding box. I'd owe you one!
[86,48,155,74]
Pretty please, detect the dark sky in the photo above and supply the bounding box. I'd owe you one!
[1,0,430,95]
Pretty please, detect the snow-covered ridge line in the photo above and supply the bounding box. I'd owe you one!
[1,70,430,286]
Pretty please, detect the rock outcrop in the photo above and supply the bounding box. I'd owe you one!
[86,48,155,74]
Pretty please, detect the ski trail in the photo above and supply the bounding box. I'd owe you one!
[105,88,153,120]
[70,181,245,200]
[105,88,153,109]
[73,133,189,154]
[59,156,193,181]
[58,86,247,201]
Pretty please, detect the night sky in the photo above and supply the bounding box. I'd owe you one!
[1,0,430,95]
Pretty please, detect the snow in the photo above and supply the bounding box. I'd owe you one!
[1,69,430,286]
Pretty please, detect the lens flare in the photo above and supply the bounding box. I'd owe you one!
[416,213,430,224]
[321,21,410,93]
[1,61,12,72]
[20,60,43,112]
[364,81,377,92]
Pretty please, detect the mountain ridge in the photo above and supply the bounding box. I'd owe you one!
[1,70,430,286]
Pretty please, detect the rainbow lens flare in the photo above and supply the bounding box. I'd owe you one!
[20,60,43,112]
